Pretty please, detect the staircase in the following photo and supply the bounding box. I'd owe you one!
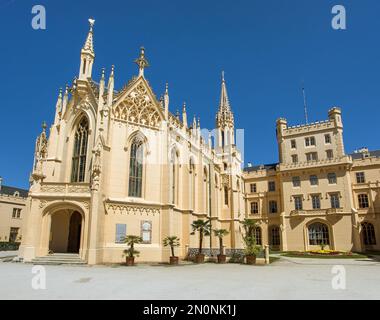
[31,253,86,266]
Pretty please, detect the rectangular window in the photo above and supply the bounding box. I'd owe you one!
[12,208,21,219]
[306,152,318,162]
[326,150,333,160]
[311,195,321,209]
[291,154,298,164]
[330,193,340,209]
[310,175,318,186]
[328,173,337,184]
[268,181,276,192]
[325,134,331,144]
[358,194,369,209]
[250,202,259,214]
[292,176,301,188]
[305,137,316,147]
[291,140,297,149]
[141,221,152,244]
[356,172,366,184]
[294,196,303,210]
[269,201,278,214]
[115,224,127,244]
[9,228,19,243]
[250,183,257,193]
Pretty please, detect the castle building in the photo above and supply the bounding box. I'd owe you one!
[19,20,244,264]
[19,20,380,264]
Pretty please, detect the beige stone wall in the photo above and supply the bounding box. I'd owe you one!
[0,194,26,243]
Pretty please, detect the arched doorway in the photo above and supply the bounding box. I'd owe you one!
[49,210,82,254]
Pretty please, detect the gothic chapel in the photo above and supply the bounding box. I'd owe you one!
[19,20,245,264]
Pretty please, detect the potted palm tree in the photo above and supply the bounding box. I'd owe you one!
[213,229,229,263]
[163,236,180,265]
[190,219,211,263]
[241,219,261,265]
[122,235,143,266]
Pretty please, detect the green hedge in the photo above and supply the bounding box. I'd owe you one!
[0,242,20,251]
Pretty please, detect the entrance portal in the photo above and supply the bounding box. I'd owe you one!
[49,210,82,254]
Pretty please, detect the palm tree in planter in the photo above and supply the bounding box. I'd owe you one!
[122,235,143,266]
[163,236,180,265]
[213,229,229,263]
[241,219,261,265]
[190,219,211,263]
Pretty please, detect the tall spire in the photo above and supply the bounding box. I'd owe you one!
[135,47,149,77]
[79,19,95,80]
[216,71,234,129]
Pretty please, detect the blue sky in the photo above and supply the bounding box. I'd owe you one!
[1,0,379,189]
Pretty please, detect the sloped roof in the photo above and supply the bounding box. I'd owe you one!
[0,185,28,198]
[350,149,380,160]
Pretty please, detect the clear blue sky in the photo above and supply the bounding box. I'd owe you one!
[1,0,379,189]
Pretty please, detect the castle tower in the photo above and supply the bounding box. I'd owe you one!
[216,72,235,149]
[79,19,95,80]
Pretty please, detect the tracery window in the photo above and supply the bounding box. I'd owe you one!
[362,222,376,246]
[71,117,89,182]
[308,222,330,245]
[128,137,144,198]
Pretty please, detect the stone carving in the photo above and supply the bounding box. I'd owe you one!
[91,144,102,191]
[105,203,160,216]
[41,185,66,193]
[113,81,162,129]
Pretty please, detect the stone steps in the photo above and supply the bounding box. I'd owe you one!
[31,254,86,265]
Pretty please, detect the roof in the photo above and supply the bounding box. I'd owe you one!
[350,149,380,160]
[0,185,29,198]
[243,163,278,173]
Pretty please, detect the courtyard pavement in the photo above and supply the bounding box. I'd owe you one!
[1,256,380,300]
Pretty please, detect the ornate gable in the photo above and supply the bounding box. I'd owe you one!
[112,77,164,129]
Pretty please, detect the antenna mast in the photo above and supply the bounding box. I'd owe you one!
[302,82,309,124]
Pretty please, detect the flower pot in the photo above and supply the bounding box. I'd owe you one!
[170,256,179,265]
[245,255,256,265]
[125,256,135,266]
[217,254,227,264]
[195,254,205,264]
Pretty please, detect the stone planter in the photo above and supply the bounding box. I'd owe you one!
[245,255,256,265]
[125,256,135,266]
[217,254,227,264]
[170,256,179,265]
[195,254,205,264]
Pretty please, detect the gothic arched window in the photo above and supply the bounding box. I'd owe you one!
[308,222,330,245]
[71,117,89,182]
[128,137,144,198]
[362,222,376,246]
[224,186,229,206]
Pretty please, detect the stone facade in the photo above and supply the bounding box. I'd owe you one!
[0,179,28,244]
[18,20,380,264]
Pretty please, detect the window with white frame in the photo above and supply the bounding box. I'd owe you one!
[250,202,259,214]
[328,173,337,184]
[305,137,316,147]
[294,196,303,210]
[358,194,369,209]
[306,152,318,162]
[330,193,340,208]
[356,172,366,184]
[311,195,321,209]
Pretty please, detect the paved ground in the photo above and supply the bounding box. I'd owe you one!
[1,256,380,300]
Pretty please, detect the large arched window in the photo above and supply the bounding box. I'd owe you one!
[362,222,376,245]
[203,167,209,214]
[71,117,89,182]
[308,222,329,245]
[128,137,144,198]
[170,149,178,205]
[270,226,281,247]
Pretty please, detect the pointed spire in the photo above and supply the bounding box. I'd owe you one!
[135,47,149,77]
[216,71,234,130]
[176,109,180,119]
[61,84,69,117]
[54,88,63,124]
[219,71,231,112]
[107,65,115,107]
[82,18,95,56]
[182,102,188,129]
[164,82,169,119]
[42,121,47,132]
